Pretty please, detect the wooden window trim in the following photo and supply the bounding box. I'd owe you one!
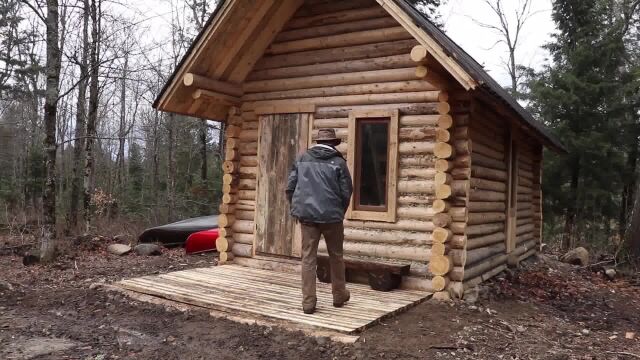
[346,110,399,223]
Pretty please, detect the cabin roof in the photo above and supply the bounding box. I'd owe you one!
[153,0,565,153]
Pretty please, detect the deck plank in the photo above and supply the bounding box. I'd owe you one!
[117,265,431,334]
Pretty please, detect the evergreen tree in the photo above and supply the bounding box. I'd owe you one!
[526,0,640,249]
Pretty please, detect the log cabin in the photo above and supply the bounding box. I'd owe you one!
[153,0,565,300]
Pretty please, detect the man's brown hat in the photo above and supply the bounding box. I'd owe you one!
[316,128,340,143]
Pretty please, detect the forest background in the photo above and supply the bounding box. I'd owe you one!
[0,0,639,262]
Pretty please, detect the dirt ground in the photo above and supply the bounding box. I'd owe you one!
[1,235,639,360]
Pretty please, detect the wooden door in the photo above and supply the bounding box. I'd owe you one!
[255,113,311,258]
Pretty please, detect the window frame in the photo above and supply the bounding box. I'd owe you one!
[346,109,399,223]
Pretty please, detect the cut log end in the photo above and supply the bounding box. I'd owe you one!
[434,142,454,159]
[415,65,428,78]
[431,276,449,292]
[429,255,452,276]
[410,45,428,63]
[436,184,452,200]
[432,227,453,243]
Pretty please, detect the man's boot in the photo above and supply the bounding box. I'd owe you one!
[333,290,350,308]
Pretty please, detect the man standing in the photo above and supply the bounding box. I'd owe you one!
[286,128,353,314]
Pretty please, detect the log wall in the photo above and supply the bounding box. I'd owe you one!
[220,0,458,292]
[460,105,543,292]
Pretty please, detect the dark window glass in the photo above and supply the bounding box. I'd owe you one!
[354,118,389,211]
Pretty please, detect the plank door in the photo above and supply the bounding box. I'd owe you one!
[255,113,311,258]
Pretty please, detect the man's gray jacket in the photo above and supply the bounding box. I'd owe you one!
[286,144,353,224]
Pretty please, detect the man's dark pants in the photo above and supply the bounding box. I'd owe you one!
[300,222,348,309]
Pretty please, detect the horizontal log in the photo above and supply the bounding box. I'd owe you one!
[467,212,506,225]
[397,206,432,220]
[313,118,348,128]
[244,68,418,93]
[450,222,466,235]
[242,121,258,130]
[231,220,254,234]
[319,241,431,262]
[398,180,434,194]
[183,73,243,97]
[400,156,435,167]
[235,210,255,221]
[450,235,467,249]
[240,156,258,167]
[238,190,255,201]
[400,115,442,127]
[239,130,258,142]
[450,249,466,266]
[231,243,253,258]
[399,127,436,141]
[344,228,427,245]
[467,223,505,237]
[463,252,508,281]
[238,179,256,190]
[452,168,471,181]
[275,16,400,43]
[267,26,413,55]
[286,6,388,30]
[239,167,257,179]
[398,195,433,206]
[467,243,506,267]
[467,232,506,250]
[469,188,506,202]
[233,233,254,245]
[471,152,506,170]
[400,276,436,292]
[449,266,464,282]
[344,219,433,232]
[399,168,436,179]
[315,102,449,118]
[468,201,506,213]
[244,92,448,112]
[471,165,508,182]
[255,39,417,70]
[452,126,468,140]
[470,178,506,192]
[399,142,434,155]
[244,80,440,102]
[433,213,452,228]
[239,142,258,156]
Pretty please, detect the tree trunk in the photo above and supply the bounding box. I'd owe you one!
[41,0,62,262]
[563,155,580,249]
[67,0,89,233]
[200,119,207,182]
[626,179,640,258]
[116,54,128,195]
[83,0,100,233]
[166,114,176,222]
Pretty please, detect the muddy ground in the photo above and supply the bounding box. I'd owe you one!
[1,235,639,359]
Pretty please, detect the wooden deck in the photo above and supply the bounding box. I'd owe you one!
[117,265,430,334]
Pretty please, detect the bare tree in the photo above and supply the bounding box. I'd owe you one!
[83,0,100,232]
[67,0,89,232]
[473,0,536,96]
[41,0,62,261]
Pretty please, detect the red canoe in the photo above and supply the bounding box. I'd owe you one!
[185,228,219,254]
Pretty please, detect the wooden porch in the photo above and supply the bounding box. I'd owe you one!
[117,265,431,334]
